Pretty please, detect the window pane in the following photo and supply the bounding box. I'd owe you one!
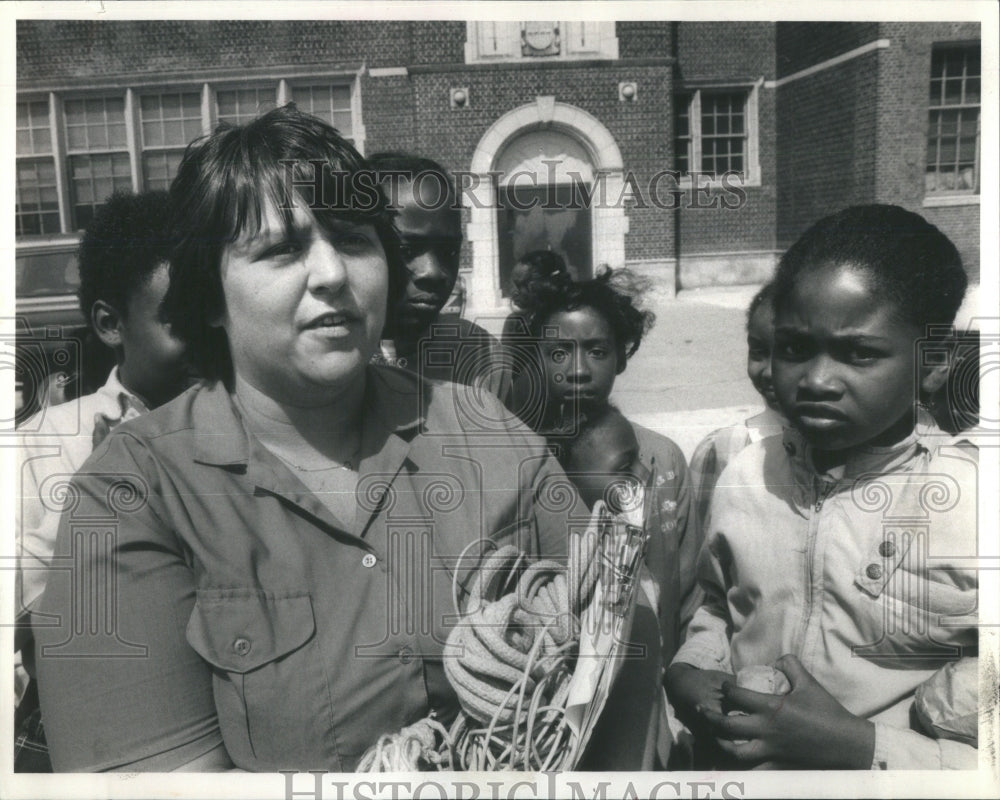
[140,91,203,148]
[64,95,126,153]
[69,153,132,229]
[17,100,52,156]
[142,150,184,191]
[16,156,60,236]
[927,45,980,194]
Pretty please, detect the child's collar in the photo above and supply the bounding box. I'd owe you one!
[781,407,940,484]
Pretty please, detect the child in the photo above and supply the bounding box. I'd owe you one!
[666,205,978,770]
[516,269,702,670]
[688,282,786,536]
[557,405,675,769]
[16,190,196,771]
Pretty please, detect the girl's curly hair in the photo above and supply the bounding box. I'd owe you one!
[524,267,655,369]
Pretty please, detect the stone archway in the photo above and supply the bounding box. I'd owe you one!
[465,97,628,313]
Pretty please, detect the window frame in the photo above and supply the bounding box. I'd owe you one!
[674,83,760,188]
[15,72,363,242]
[923,43,981,207]
[465,21,619,63]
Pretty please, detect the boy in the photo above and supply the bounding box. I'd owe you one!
[15,191,195,770]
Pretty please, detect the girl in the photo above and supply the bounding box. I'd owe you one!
[688,282,786,534]
[666,205,978,769]
[515,268,702,673]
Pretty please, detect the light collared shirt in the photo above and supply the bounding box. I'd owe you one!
[688,407,786,541]
[16,367,148,616]
[33,365,578,771]
[673,422,979,769]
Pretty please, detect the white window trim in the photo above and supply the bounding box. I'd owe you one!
[16,70,365,240]
[675,81,760,189]
[465,21,618,64]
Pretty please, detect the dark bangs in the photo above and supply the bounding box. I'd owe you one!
[163,104,403,381]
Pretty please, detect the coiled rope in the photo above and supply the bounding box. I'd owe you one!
[357,528,604,771]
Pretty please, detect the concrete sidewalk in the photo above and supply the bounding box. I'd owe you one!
[614,284,765,459]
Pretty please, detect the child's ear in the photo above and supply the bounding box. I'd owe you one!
[91,301,123,349]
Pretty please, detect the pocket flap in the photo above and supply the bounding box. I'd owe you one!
[186,591,315,674]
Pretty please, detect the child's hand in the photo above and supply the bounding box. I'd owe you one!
[699,654,876,769]
[665,663,734,724]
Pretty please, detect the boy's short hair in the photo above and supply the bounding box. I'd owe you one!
[745,281,776,331]
[773,204,967,329]
[163,103,405,378]
[368,151,457,201]
[77,190,172,325]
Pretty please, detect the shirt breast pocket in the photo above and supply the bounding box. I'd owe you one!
[186,589,338,769]
[852,533,977,664]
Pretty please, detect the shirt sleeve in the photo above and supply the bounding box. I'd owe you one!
[872,722,978,770]
[670,514,734,674]
[32,431,223,771]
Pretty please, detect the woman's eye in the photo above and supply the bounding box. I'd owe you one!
[335,232,374,253]
[775,340,808,360]
[260,241,301,260]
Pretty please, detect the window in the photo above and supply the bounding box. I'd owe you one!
[290,85,353,142]
[216,86,277,126]
[926,45,980,195]
[466,21,618,63]
[15,75,361,241]
[674,88,756,182]
[140,91,203,191]
[64,95,133,230]
[16,99,60,236]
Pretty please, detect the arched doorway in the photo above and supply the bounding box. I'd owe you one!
[494,129,595,294]
[466,97,627,313]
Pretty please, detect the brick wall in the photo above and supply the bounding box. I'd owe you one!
[675,22,777,272]
[775,50,880,248]
[874,22,981,281]
[775,23,880,77]
[16,20,415,81]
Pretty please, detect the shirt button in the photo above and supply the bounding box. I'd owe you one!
[878,541,897,558]
[362,553,378,569]
[398,646,413,665]
[865,563,884,580]
[233,637,252,656]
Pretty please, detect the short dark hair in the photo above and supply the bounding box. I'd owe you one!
[525,268,655,369]
[77,190,172,324]
[773,205,967,329]
[368,151,458,212]
[745,281,776,331]
[509,250,571,308]
[163,103,405,378]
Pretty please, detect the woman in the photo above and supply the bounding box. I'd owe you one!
[32,106,579,772]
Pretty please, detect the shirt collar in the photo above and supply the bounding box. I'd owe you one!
[781,408,941,485]
[95,366,150,422]
[190,364,426,468]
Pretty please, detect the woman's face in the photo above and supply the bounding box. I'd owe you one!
[218,199,388,405]
[540,307,620,421]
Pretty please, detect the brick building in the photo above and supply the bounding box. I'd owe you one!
[15,19,981,327]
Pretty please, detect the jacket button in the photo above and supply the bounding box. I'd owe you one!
[398,646,413,665]
[878,541,897,558]
[865,563,884,580]
[362,553,378,568]
[233,637,252,656]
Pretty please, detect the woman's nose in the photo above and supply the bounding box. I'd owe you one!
[306,238,348,294]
